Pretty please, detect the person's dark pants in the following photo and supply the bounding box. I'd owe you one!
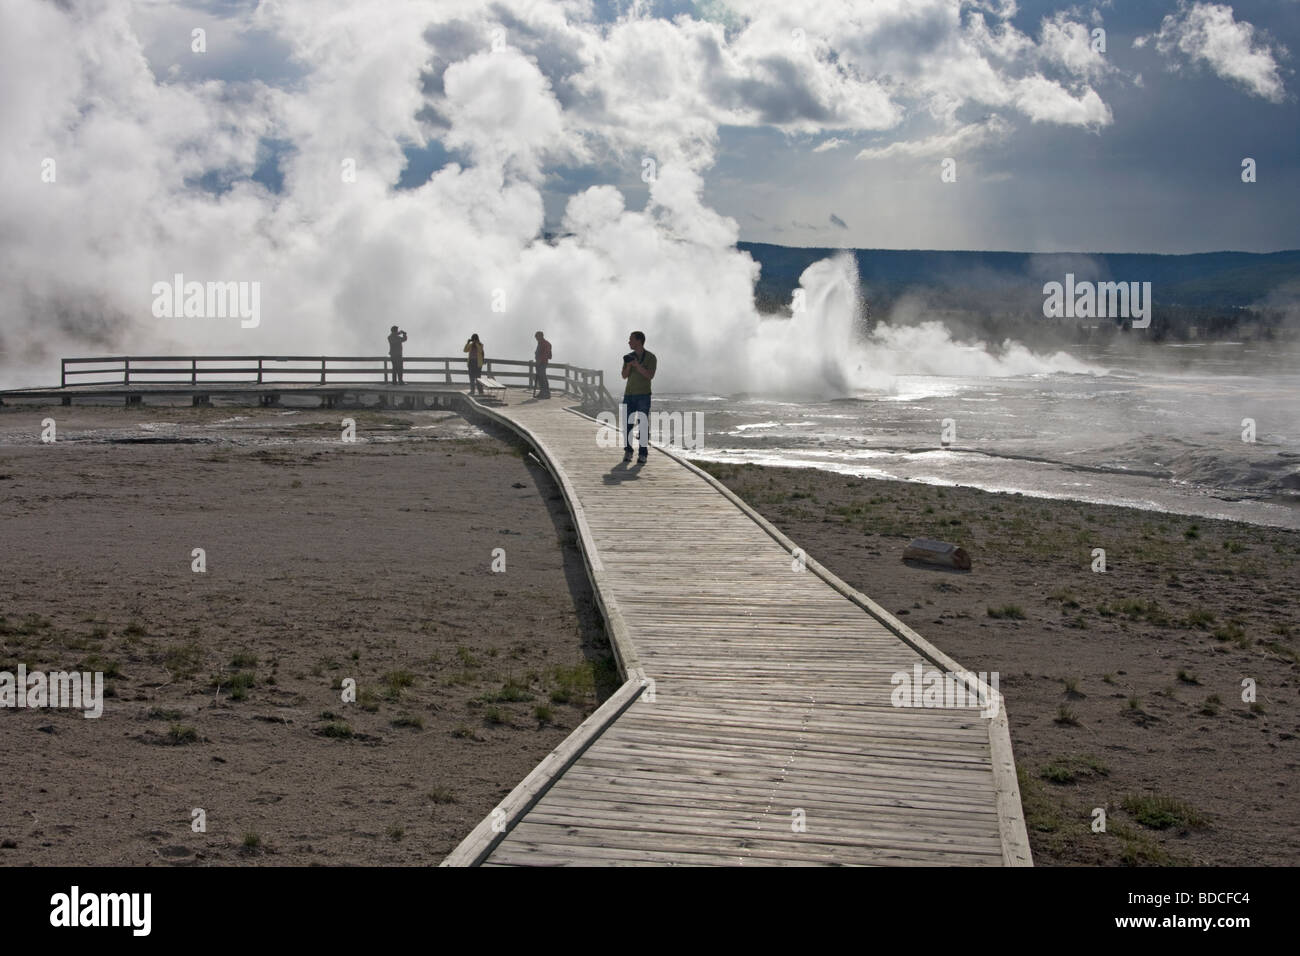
[622,393,651,456]
[536,362,550,397]
[390,355,404,383]
[468,364,484,395]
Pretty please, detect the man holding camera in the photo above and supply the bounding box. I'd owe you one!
[387,325,408,384]
[534,330,552,399]
[620,330,656,464]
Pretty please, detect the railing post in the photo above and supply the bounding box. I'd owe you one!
[124,358,130,385]
[256,358,262,385]
[444,359,451,384]
[61,359,66,388]
[193,358,198,385]
[320,357,326,384]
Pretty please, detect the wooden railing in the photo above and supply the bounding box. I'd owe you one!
[59,355,615,408]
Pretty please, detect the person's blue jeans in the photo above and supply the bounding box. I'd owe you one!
[622,394,651,455]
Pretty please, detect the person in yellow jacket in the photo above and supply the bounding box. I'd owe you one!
[464,334,486,396]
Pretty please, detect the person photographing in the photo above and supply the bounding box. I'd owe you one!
[387,325,408,384]
[464,333,486,396]
[534,331,552,399]
[620,330,656,465]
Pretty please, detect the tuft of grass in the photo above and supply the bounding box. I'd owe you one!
[79,655,124,679]
[1121,792,1207,830]
[358,688,380,713]
[1111,820,1178,866]
[216,671,256,701]
[146,707,183,721]
[1050,590,1081,609]
[1114,598,1171,625]
[1015,766,1064,835]
[491,678,533,703]
[386,825,404,841]
[1102,673,1115,685]
[391,714,424,730]
[428,787,456,804]
[455,645,480,668]
[1040,754,1109,784]
[483,706,507,726]
[1184,524,1200,540]
[167,724,199,745]
[1176,669,1201,685]
[319,721,354,739]
[987,604,1026,620]
[1053,705,1080,726]
[1199,694,1222,717]
[0,614,52,636]
[548,661,596,704]
[1061,677,1083,698]
[230,652,258,669]
[534,704,554,724]
[242,831,261,850]
[1212,622,1250,647]
[451,724,480,740]
[384,669,416,691]
[1261,640,1299,664]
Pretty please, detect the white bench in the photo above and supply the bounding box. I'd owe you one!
[475,376,507,403]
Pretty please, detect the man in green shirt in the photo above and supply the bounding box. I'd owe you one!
[620,331,656,464]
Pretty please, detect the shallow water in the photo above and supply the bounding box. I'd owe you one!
[657,341,1300,529]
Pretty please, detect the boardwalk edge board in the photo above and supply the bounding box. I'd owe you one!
[441,677,647,867]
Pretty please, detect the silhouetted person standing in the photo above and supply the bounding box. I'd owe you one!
[464,333,486,396]
[620,330,656,464]
[534,331,552,399]
[388,325,408,384]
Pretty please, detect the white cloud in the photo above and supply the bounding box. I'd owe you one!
[813,137,847,152]
[856,115,1012,160]
[1013,75,1112,126]
[1142,1,1288,103]
[1038,13,1112,81]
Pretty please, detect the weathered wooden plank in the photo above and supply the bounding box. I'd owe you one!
[532,792,1002,833]
[554,759,1000,796]
[497,822,1003,864]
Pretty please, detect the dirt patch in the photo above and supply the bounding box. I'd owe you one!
[0,406,615,864]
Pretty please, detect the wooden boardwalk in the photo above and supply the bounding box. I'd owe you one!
[444,390,1031,866]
